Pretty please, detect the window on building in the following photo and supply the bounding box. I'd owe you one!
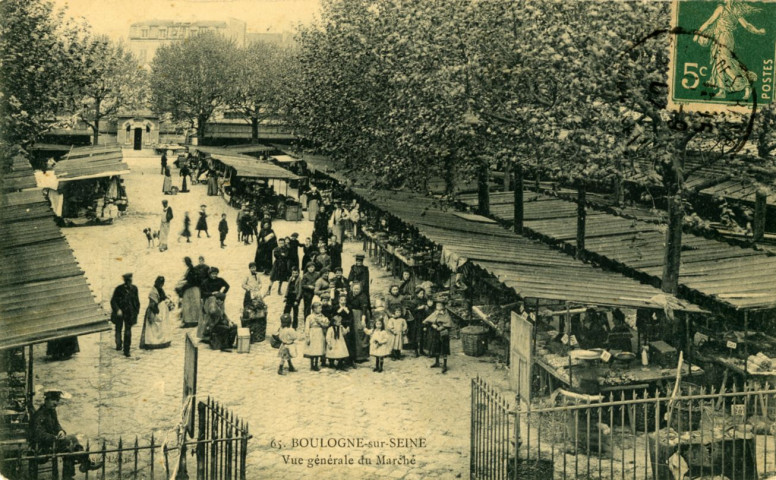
[146,125,151,133]
[159,28,167,38]
[141,29,148,38]
[199,27,208,33]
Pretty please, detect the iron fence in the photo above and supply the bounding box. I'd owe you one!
[1,398,250,480]
[472,378,776,480]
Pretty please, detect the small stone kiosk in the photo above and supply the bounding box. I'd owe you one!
[117,110,160,150]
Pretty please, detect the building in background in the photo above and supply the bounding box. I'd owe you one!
[245,31,294,47]
[128,18,246,67]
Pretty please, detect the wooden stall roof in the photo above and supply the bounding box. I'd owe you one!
[64,144,122,159]
[55,148,129,181]
[0,166,110,350]
[226,144,275,154]
[194,147,299,180]
[299,157,702,311]
[347,187,702,311]
[2,155,38,192]
[457,191,776,311]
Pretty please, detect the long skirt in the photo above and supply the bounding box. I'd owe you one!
[162,176,172,194]
[351,308,370,362]
[421,324,435,356]
[207,177,218,196]
[308,199,318,222]
[140,304,172,349]
[159,220,170,248]
[270,258,290,282]
[429,330,451,357]
[241,313,267,343]
[210,323,237,350]
[332,223,345,244]
[180,287,202,327]
[46,337,80,359]
[198,296,224,339]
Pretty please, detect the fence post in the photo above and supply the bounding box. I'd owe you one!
[101,440,107,479]
[470,378,475,480]
[240,422,248,480]
[150,433,155,480]
[118,437,123,480]
[197,401,206,480]
[133,436,139,479]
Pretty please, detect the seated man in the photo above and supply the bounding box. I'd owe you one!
[30,389,102,478]
[209,293,238,351]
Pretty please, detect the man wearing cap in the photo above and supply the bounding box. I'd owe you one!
[287,233,301,272]
[31,390,102,477]
[348,254,371,302]
[110,273,141,357]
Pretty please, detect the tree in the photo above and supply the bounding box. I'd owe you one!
[149,31,236,144]
[228,41,292,143]
[0,0,90,150]
[75,36,148,145]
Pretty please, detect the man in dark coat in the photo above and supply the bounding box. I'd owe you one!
[30,390,102,477]
[110,273,141,357]
[287,233,301,272]
[328,235,342,271]
[160,152,167,175]
[348,254,371,302]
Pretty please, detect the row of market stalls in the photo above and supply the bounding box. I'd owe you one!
[34,144,130,225]
[191,146,305,220]
[0,154,111,467]
[299,155,721,403]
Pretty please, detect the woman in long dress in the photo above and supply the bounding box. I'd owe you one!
[693,0,766,99]
[162,166,172,194]
[254,222,277,275]
[307,187,321,222]
[159,200,172,252]
[207,169,219,196]
[140,276,172,349]
[177,257,202,328]
[346,282,372,363]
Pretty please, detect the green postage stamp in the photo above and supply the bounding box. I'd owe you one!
[669,0,776,113]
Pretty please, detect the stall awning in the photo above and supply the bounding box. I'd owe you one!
[271,155,301,163]
[195,147,299,180]
[55,150,129,181]
[226,144,275,155]
[0,171,111,351]
[65,144,121,159]
[2,155,38,192]
[343,184,704,312]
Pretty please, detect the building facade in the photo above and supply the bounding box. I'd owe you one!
[128,18,246,67]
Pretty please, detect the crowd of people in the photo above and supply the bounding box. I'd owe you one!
[108,154,455,375]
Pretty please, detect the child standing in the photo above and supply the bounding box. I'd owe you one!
[178,211,192,243]
[303,301,329,371]
[325,315,350,370]
[218,213,228,248]
[424,299,453,373]
[386,307,408,360]
[196,205,210,238]
[365,318,390,373]
[277,314,298,375]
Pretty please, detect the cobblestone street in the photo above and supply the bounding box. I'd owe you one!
[33,150,511,479]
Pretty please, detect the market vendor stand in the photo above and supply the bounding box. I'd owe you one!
[50,145,130,225]
[0,159,111,478]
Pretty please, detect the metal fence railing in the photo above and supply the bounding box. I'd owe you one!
[472,379,776,480]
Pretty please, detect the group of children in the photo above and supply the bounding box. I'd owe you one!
[273,260,455,375]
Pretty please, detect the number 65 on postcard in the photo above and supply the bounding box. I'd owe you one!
[669,0,776,113]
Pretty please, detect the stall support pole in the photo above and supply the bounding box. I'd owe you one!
[744,311,749,378]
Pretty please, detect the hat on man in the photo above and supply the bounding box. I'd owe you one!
[122,273,133,280]
[209,267,219,274]
[38,386,72,400]
[355,254,365,261]
[290,233,299,238]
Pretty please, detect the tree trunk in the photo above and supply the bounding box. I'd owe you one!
[477,157,490,215]
[443,155,456,196]
[576,182,586,259]
[503,160,511,191]
[197,114,208,145]
[662,193,684,294]
[754,188,767,242]
[514,163,524,235]
[251,117,259,143]
[92,100,101,145]
[613,157,624,206]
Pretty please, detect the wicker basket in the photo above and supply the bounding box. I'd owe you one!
[461,325,489,357]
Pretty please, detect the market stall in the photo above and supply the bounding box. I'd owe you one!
[1,166,111,463]
[50,146,130,225]
[193,147,302,220]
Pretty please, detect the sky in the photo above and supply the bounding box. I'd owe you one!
[51,0,322,42]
